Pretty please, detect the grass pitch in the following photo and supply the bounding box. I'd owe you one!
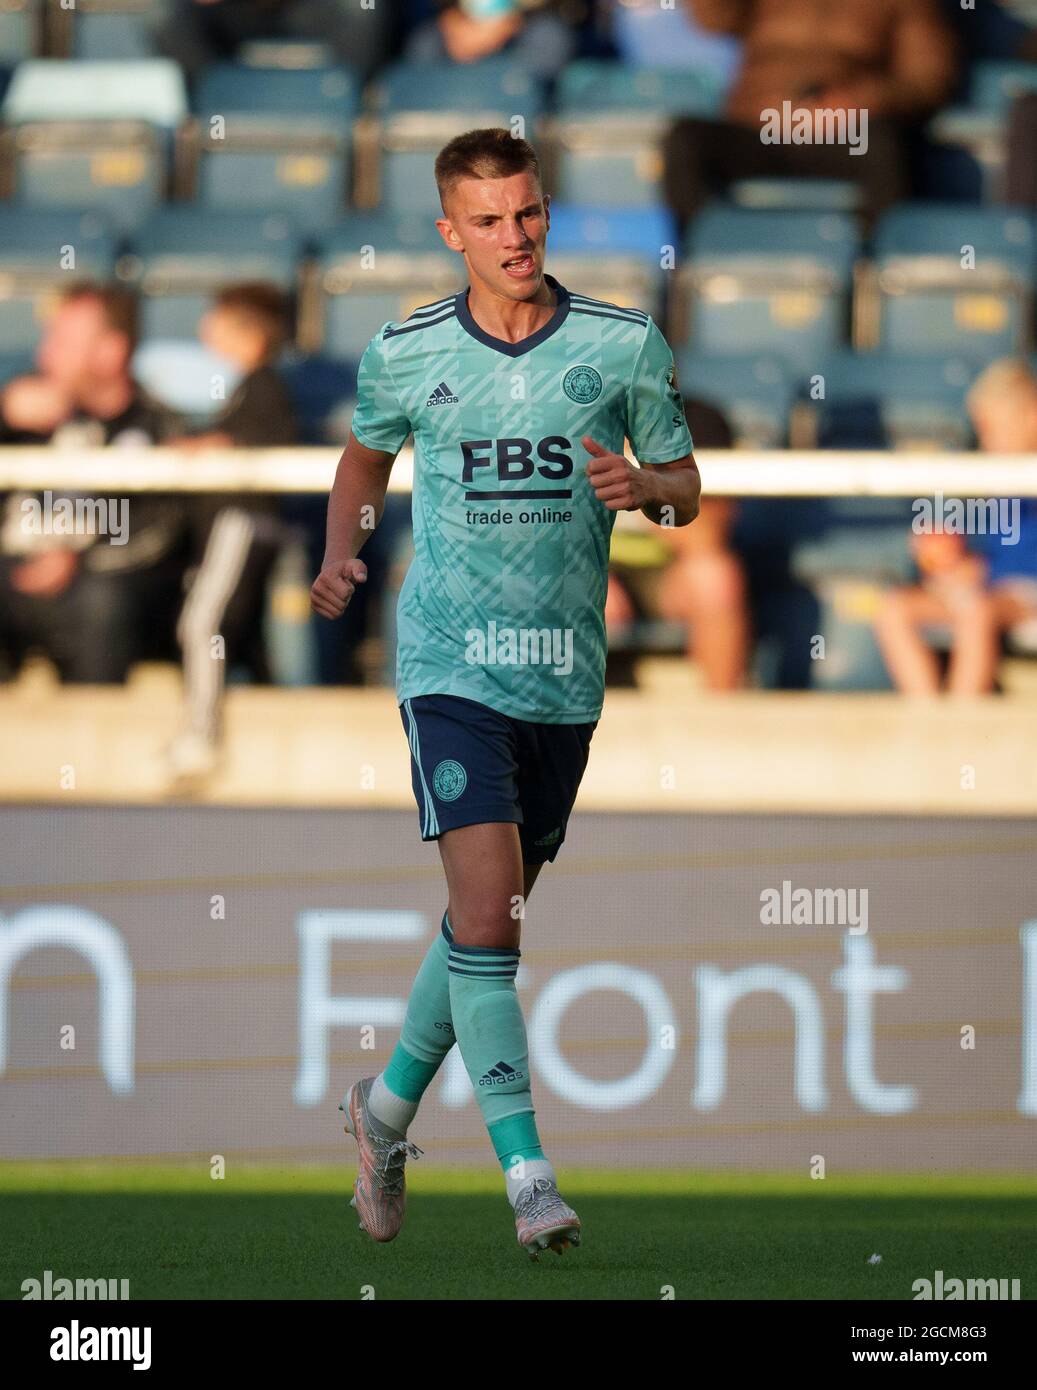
[3,1165,1036,1301]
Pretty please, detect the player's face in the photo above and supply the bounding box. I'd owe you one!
[437,172,550,300]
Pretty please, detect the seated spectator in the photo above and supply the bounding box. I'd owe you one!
[164,283,299,784]
[873,358,1037,694]
[607,398,750,690]
[0,285,188,684]
[158,0,395,82]
[662,0,958,233]
[404,0,575,80]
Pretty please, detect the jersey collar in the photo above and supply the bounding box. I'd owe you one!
[455,272,570,358]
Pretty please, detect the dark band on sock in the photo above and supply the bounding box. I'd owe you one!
[448,942,520,980]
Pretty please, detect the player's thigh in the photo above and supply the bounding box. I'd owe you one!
[437,821,525,948]
[514,719,596,866]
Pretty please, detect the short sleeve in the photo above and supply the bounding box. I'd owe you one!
[625,318,694,465]
[350,327,411,454]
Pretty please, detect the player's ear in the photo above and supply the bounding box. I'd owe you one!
[542,192,551,229]
[435,217,463,254]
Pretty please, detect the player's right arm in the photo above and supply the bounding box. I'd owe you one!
[311,328,411,620]
[310,431,397,619]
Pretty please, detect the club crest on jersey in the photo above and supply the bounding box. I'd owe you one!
[562,364,603,404]
[433,759,467,801]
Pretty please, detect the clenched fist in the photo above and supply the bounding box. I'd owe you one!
[310,557,368,620]
[583,435,649,512]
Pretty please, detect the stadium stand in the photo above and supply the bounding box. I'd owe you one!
[191,63,358,230]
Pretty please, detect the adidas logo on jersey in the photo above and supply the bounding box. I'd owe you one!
[478,1059,526,1086]
[427,381,459,407]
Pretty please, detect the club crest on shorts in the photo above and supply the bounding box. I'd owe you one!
[433,759,467,801]
[562,364,603,404]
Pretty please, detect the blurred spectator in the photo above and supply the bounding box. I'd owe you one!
[404,0,575,79]
[663,0,958,232]
[607,398,751,690]
[0,285,188,684]
[873,358,1037,694]
[159,0,395,82]
[164,283,299,783]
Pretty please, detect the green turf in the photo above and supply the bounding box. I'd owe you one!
[3,1165,1036,1300]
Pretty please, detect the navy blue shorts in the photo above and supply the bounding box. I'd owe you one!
[399,694,597,863]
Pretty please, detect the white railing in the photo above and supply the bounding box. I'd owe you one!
[1,446,1036,499]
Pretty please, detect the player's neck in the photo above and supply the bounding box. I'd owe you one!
[465,275,557,345]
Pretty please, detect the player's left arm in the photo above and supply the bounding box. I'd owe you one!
[583,437,700,526]
[585,316,701,526]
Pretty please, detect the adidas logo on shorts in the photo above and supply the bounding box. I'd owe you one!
[478,1059,525,1086]
[426,381,459,407]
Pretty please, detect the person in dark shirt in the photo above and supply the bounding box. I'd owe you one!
[164,282,299,782]
[0,284,189,683]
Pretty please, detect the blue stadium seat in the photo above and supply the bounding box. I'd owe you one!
[311,215,463,359]
[3,57,185,124]
[128,208,302,342]
[679,208,859,368]
[0,209,116,352]
[550,61,726,208]
[677,352,794,448]
[132,339,242,421]
[811,351,979,450]
[193,64,358,231]
[729,178,861,213]
[0,0,39,65]
[544,206,671,319]
[279,354,359,445]
[968,60,1037,113]
[370,61,546,214]
[556,61,725,115]
[2,60,185,230]
[72,1,164,61]
[546,205,675,260]
[869,203,1036,358]
[0,350,36,385]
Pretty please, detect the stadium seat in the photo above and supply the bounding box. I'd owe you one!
[70,0,165,61]
[308,214,463,359]
[677,208,859,369]
[0,0,40,65]
[126,207,302,342]
[926,61,1037,201]
[547,61,726,207]
[193,64,358,231]
[1,60,186,230]
[366,60,546,214]
[677,352,794,449]
[0,208,116,352]
[866,203,1036,359]
[809,351,979,451]
[544,206,672,320]
[279,354,359,445]
[132,339,242,421]
[729,178,861,213]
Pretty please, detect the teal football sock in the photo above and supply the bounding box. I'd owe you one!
[371,913,455,1130]
[448,942,545,1172]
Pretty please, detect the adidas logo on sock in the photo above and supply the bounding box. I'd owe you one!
[426,381,459,407]
[478,1059,526,1086]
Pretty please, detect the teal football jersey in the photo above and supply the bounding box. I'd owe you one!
[351,273,693,723]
